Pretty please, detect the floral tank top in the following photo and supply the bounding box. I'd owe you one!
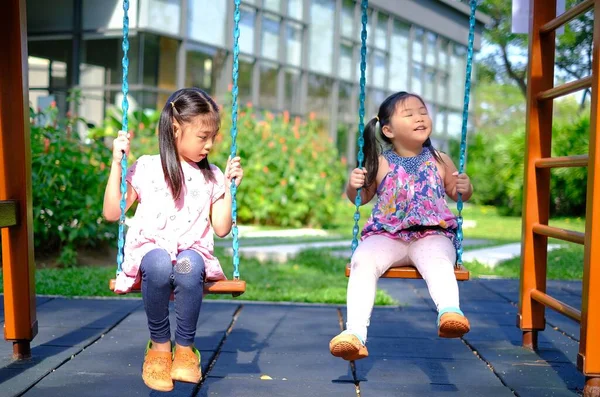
[361,148,459,250]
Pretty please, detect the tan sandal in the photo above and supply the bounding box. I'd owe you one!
[329,332,369,361]
[438,311,470,338]
[142,341,174,392]
[171,345,202,384]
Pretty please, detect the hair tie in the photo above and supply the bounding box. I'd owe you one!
[170,101,175,109]
[375,115,379,122]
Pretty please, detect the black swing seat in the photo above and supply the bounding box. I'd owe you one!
[109,278,246,297]
[345,263,469,281]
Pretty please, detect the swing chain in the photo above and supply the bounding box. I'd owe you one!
[351,0,369,254]
[116,0,130,275]
[456,0,477,266]
[230,0,241,279]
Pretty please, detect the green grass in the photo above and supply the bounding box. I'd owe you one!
[467,243,585,280]
[0,248,396,305]
[0,204,587,301]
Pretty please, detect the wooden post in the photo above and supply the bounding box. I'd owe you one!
[517,0,557,349]
[0,0,37,359]
[579,2,600,395]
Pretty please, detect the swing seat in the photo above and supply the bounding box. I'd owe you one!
[108,278,246,297]
[345,263,469,281]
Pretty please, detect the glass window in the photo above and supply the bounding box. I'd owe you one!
[141,34,179,94]
[264,0,281,13]
[338,81,353,120]
[238,55,254,106]
[439,39,449,71]
[425,32,437,67]
[372,51,386,88]
[239,6,256,54]
[340,0,355,39]
[447,111,462,138]
[438,72,448,104]
[185,45,228,95]
[436,107,448,135]
[339,41,353,81]
[309,0,335,74]
[79,36,140,87]
[284,68,302,114]
[389,20,409,91]
[29,57,50,88]
[189,0,227,47]
[28,0,73,32]
[413,27,424,64]
[307,73,333,122]
[139,0,181,35]
[412,64,422,94]
[259,62,279,110]
[83,0,138,30]
[366,9,374,46]
[374,15,388,50]
[369,89,386,121]
[450,44,467,108]
[79,89,105,128]
[262,15,280,61]
[288,0,303,20]
[424,68,435,101]
[286,22,303,66]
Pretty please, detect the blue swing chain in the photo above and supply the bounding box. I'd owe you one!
[456,0,477,266]
[230,0,241,280]
[116,0,130,275]
[351,0,369,254]
[350,0,477,264]
[115,0,242,281]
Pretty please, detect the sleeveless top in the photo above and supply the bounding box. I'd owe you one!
[361,148,459,250]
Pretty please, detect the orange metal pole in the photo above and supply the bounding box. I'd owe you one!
[0,0,37,359]
[517,0,557,349]
[579,2,600,395]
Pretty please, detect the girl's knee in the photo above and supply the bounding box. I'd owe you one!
[140,249,172,287]
[174,251,206,281]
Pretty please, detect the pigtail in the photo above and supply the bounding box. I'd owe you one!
[423,137,445,165]
[362,117,381,187]
[159,101,184,200]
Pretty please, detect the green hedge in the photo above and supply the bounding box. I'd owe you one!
[462,112,589,217]
[30,102,347,265]
[31,104,114,265]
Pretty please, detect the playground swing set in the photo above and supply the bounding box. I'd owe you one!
[0,0,599,395]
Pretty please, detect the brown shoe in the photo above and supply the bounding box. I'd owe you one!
[171,345,202,384]
[329,332,369,361]
[142,341,174,392]
[438,312,471,338]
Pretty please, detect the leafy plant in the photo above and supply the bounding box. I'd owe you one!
[30,101,114,266]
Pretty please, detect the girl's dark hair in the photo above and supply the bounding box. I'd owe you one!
[362,91,443,185]
[158,87,220,200]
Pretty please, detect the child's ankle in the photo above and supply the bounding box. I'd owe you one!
[151,340,172,352]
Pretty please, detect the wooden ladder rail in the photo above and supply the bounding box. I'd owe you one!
[519,0,600,395]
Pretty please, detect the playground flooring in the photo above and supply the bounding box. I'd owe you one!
[0,278,585,396]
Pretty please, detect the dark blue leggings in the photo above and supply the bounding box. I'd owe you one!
[140,248,205,346]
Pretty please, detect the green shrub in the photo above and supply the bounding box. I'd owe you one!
[31,103,114,266]
[213,106,347,228]
[466,112,589,217]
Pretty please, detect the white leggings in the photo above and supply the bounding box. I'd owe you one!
[346,234,460,342]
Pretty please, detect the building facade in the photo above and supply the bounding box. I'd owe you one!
[27,0,487,161]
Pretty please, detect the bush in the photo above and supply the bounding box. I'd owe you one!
[212,105,347,228]
[466,112,589,217]
[31,102,114,266]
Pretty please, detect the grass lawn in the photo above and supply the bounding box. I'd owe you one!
[0,248,396,305]
[0,205,587,302]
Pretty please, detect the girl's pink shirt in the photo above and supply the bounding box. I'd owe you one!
[113,154,227,293]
